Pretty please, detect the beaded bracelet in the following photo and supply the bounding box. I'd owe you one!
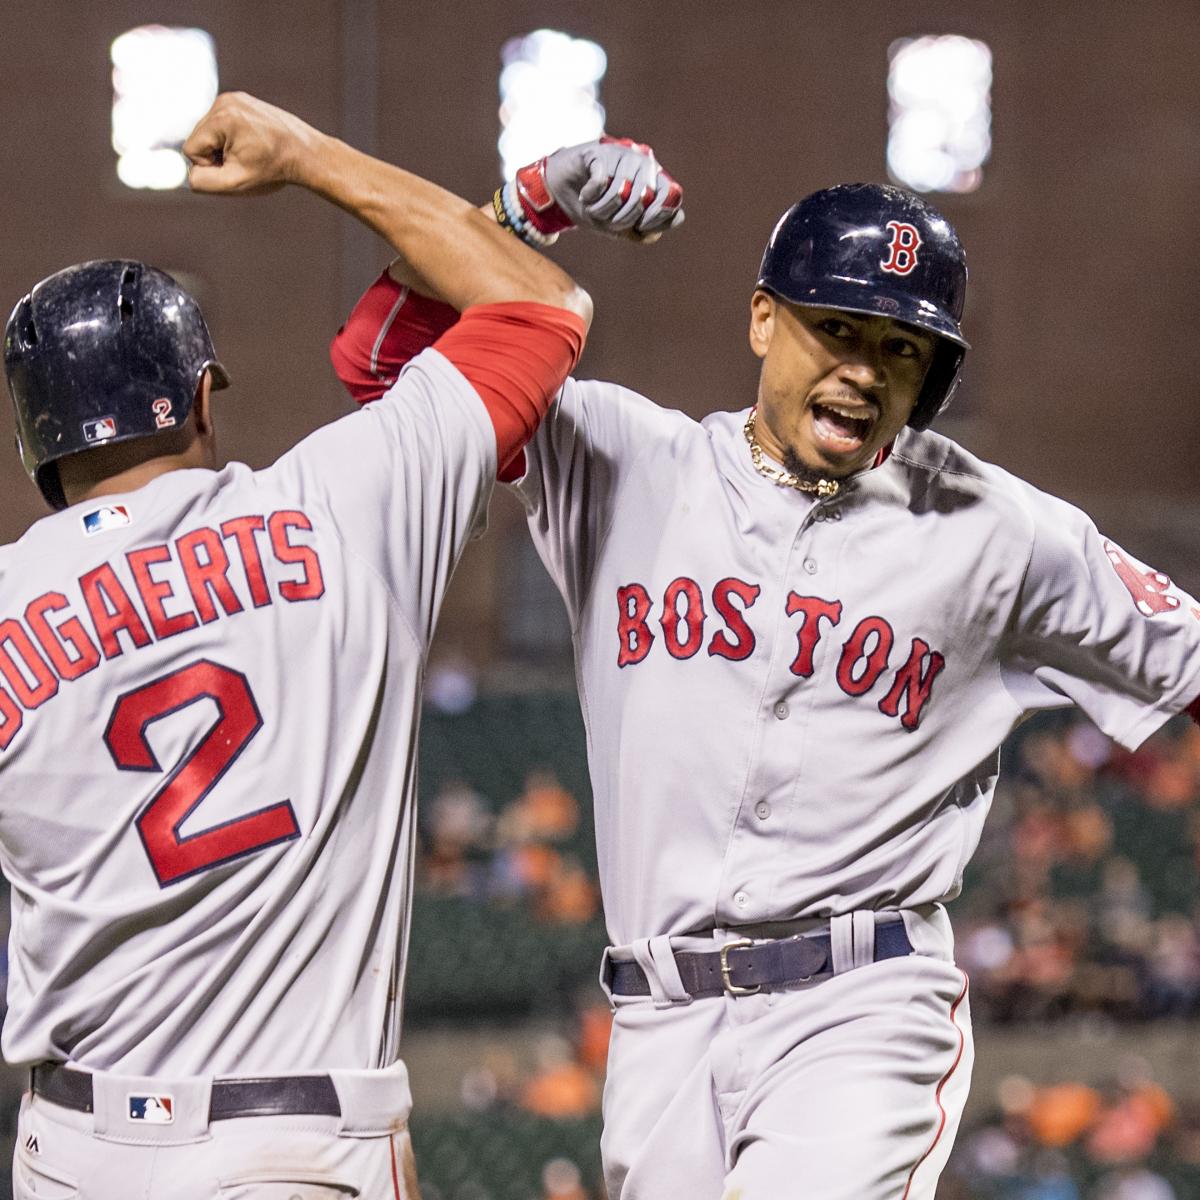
[494,182,559,249]
[492,186,514,232]
[503,180,551,246]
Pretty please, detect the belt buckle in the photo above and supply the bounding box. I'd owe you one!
[719,938,760,995]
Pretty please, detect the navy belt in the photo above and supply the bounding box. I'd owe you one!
[30,1062,341,1120]
[607,920,913,998]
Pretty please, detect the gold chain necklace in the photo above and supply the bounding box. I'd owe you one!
[743,409,840,498]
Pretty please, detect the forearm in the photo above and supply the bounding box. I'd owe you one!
[297,137,590,322]
[384,202,498,298]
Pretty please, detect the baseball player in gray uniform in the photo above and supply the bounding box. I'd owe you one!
[0,91,593,1198]
[336,177,1200,1199]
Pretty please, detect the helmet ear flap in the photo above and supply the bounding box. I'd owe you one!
[36,463,67,511]
[908,342,966,431]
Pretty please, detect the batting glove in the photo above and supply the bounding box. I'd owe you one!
[514,136,684,241]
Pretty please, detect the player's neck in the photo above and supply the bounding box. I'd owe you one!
[59,441,216,509]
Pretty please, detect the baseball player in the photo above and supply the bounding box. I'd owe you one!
[0,90,595,1199]
[334,178,1200,1199]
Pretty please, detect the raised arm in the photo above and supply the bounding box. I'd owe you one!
[183,91,592,326]
[329,135,684,413]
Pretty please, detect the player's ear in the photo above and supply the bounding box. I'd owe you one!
[192,369,215,435]
[748,289,776,360]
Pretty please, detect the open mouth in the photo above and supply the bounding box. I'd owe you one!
[810,401,877,455]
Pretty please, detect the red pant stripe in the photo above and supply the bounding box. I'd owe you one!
[901,970,970,1199]
[390,1133,402,1200]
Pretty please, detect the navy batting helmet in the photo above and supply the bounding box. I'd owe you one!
[4,260,230,509]
[756,183,968,431]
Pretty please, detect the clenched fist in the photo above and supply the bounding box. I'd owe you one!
[515,136,685,243]
[183,92,325,196]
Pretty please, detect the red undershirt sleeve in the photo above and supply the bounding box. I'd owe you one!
[329,271,461,403]
[434,303,586,481]
[330,272,583,481]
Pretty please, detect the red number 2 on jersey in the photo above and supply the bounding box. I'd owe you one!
[104,659,300,886]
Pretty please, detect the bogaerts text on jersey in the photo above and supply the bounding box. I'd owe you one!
[0,509,324,748]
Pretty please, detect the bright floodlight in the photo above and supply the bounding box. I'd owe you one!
[498,29,606,179]
[112,26,218,190]
[887,35,992,194]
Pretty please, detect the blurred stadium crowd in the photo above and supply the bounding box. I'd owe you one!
[406,692,1200,1199]
[0,692,1197,1198]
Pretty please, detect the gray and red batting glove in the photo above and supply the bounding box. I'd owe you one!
[514,135,684,240]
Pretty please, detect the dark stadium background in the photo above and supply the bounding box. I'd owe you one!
[2,4,1199,1197]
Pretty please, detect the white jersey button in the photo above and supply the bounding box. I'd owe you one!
[803,558,818,574]
[733,890,750,908]
[773,700,789,720]
[755,801,771,820]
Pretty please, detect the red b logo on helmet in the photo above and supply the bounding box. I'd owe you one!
[881,221,922,275]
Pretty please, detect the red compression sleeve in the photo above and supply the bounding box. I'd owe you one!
[1188,694,1200,727]
[434,303,586,482]
[329,270,460,403]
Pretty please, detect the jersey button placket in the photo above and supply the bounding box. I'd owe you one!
[715,502,840,929]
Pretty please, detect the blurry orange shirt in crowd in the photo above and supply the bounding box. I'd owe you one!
[1026,1083,1101,1146]
[1087,1084,1175,1163]
[517,770,580,840]
[511,844,561,889]
[520,1061,600,1118]
[577,1005,613,1073]
[537,859,599,924]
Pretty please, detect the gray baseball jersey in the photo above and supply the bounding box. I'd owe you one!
[0,347,493,1076]
[510,381,1200,945]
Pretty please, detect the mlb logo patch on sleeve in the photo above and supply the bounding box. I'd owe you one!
[127,1094,174,1124]
[83,416,118,443]
[82,504,131,536]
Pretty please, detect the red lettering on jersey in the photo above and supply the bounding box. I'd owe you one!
[105,660,299,884]
[708,578,760,661]
[80,564,153,659]
[836,616,894,697]
[0,686,22,750]
[269,511,326,602]
[26,592,101,681]
[786,594,843,677]
[128,545,200,640]
[881,221,921,275]
[221,516,272,608]
[660,577,705,659]
[878,637,945,730]
[177,527,244,623]
[1103,540,1181,617]
[617,583,654,667]
[0,619,58,708]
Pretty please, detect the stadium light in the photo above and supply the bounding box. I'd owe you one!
[112,26,218,190]
[498,29,606,180]
[887,35,992,194]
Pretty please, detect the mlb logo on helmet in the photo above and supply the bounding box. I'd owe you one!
[81,504,131,536]
[83,416,118,443]
[127,1094,174,1124]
